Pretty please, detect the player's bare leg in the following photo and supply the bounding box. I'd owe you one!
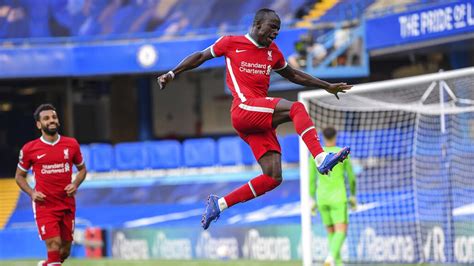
[257,151,283,181]
[273,99,350,174]
[201,152,283,230]
[43,236,62,265]
[219,151,282,210]
[60,240,72,262]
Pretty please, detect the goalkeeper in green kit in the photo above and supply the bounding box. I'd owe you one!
[308,127,357,266]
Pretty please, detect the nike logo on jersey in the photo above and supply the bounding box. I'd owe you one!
[37,154,46,159]
[236,49,247,53]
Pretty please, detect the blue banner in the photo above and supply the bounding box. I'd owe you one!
[0,29,303,79]
[0,37,218,78]
[366,0,474,50]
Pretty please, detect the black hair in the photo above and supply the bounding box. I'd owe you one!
[34,104,56,121]
[322,127,337,140]
[253,8,278,26]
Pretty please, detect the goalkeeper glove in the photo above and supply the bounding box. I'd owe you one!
[349,195,357,211]
[310,197,318,216]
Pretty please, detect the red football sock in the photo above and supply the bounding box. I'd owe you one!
[289,102,324,157]
[224,174,281,208]
[46,250,61,265]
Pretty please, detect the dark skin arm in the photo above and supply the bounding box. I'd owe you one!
[157,48,214,90]
[15,168,46,202]
[157,47,352,98]
[64,163,87,196]
[277,64,352,99]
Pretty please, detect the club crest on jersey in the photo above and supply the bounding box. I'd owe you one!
[64,149,69,160]
[267,50,272,61]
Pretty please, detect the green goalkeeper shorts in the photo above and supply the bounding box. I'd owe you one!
[319,202,348,226]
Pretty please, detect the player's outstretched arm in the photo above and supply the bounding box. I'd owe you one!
[276,64,352,99]
[157,48,214,90]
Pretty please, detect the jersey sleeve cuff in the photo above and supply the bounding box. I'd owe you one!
[17,164,28,172]
[273,62,288,71]
[75,160,85,167]
[210,45,217,58]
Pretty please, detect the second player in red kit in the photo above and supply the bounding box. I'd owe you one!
[15,104,87,266]
[158,8,352,230]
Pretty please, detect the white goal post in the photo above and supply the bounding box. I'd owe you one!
[299,67,474,266]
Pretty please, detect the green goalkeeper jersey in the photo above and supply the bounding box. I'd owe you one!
[309,146,356,205]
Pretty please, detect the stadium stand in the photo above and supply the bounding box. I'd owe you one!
[79,144,91,169]
[114,142,149,171]
[217,136,244,166]
[69,129,426,175]
[0,179,20,229]
[89,143,115,172]
[146,140,182,169]
[365,0,453,18]
[76,135,301,174]
[240,138,258,166]
[281,133,300,163]
[182,138,217,168]
[0,0,306,40]
[365,0,418,17]
[69,129,420,176]
[296,0,450,27]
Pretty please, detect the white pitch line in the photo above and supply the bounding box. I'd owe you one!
[124,209,202,228]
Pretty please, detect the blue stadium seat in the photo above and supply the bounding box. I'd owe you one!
[114,142,148,171]
[76,145,91,172]
[89,143,115,172]
[146,140,182,169]
[217,136,242,166]
[183,138,217,167]
[282,134,300,163]
[239,139,257,165]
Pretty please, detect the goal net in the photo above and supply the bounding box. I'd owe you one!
[298,67,474,265]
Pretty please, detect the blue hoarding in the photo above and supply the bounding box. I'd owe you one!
[0,29,303,79]
[366,0,474,50]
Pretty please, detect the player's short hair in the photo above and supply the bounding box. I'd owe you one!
[253,8,278,26]
[34,104,56,121]
[323,127,337,140]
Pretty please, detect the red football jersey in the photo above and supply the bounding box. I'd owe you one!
[211,34,287,108]
[18,135,83,210]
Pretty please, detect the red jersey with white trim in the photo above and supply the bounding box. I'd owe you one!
[211,34,287,109]
[18,135,83,210]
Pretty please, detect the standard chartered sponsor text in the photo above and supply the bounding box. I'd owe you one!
[239,61,271,75]
[41,163,70,174]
